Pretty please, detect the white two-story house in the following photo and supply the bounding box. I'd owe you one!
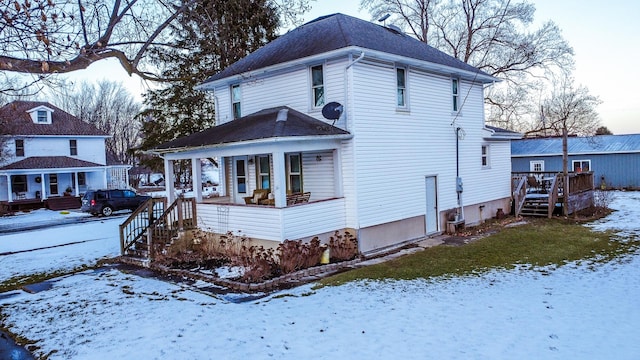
[150,14,520,253]
[0,101,130,210]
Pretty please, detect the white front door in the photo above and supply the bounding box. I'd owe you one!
[233,156,248,203]
[425,176,438,234]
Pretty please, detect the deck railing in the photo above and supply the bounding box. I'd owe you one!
[512,172,594,217]
[119,197,197,258]
[512,176,527,216]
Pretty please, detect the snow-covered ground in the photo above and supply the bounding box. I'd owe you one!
[0,211,122,283]
[1,192,639,359]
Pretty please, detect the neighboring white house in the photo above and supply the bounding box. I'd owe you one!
[150,14,521,253]
[0,101,130,205]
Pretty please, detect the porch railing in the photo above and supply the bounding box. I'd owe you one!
[119,197,197,259]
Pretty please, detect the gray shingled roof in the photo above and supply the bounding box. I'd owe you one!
[153,106,350,151]
[0,101,108,136]
[0,156,104,170]
[201,13,491,85]
[511,134,640,156]
[485,125,522,139]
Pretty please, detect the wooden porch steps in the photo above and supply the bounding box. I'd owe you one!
[520,198,549,217]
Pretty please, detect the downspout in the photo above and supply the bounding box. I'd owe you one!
[344,51,365,251]
[455,127,464,222]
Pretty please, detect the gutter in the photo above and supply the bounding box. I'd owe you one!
[145,133,355,156]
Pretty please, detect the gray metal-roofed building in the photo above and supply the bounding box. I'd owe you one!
[511,134,640,189]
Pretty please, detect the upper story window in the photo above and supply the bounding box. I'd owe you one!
[311,65,325,108]
[481,145,490,168]
[231,84,241,119]
[37,110,48,123]
[27,106,53,124]
[396,67,407,108]
[69,139,78,156]
[452,78,460,112]
[15,139,24,157]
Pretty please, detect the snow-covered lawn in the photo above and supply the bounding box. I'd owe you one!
[1,192,639,359]
[0,212,121,283]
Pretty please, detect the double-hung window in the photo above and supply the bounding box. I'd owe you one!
[231,84,241,119]
[69,139,78,156]
[37,110,47,123]
[481,145,490,168]
[452,78,460,112]
[396,67,407,108]
[311,65,324,108]
[257,155,271,190]
[11,175,27,193]
[286,153,302,193]
[15,139,24,157]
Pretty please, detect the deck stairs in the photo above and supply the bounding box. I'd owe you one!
[119,197,197,266]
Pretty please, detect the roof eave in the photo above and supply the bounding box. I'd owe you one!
[148,133,354,155]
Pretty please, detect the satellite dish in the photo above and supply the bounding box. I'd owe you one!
[322,102,344,120]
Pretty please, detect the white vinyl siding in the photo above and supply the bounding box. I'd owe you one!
[347,61,506,228]
[196,199,346,242]
[1,136,106,167]
[212,58,347,127]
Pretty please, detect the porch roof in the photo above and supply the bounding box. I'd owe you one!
[0,156,104,171]
[152,106,351,153]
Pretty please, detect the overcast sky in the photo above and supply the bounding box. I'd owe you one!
[64,0,640,135]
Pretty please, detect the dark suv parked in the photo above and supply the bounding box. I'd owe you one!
[81,189,151,216]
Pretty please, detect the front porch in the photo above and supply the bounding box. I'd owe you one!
[161,147,349,244]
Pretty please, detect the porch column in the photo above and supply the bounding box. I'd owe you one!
[40,172,46,200]
[218,157,227,196]
[272,150,286,208]
[74,172,79,196]
[103,168,108,189]
[191,158,202,202]
[7,175,13,202]
[165,158,175,203]
[333,148,343,197]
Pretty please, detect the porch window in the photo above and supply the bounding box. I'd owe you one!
[572,160,591,172]
[481,145,490,168]
[452,78,460,112]
[15,139,24,157]
[257,155,271,190]
[286,153,302,193]
[11,175,27,193]
[231,84,241,119]
[69,139,78,156]
[49,174,58,195]
[311,65,324,107]
[396,67,407,107]
[37,110,47,123]
[72,172,86,188]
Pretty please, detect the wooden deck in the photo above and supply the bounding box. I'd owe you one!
[512,172,594,217]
